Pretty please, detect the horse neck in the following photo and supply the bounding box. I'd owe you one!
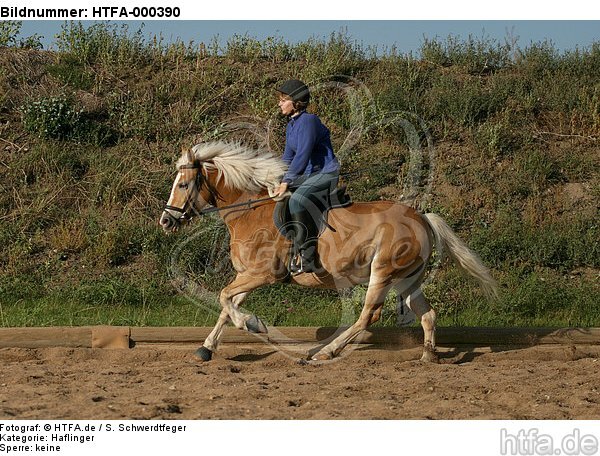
[223,190,275,237]
[208,175,272,227]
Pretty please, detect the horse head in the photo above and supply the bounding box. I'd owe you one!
[160,141,284,232]
[159,146,215,233]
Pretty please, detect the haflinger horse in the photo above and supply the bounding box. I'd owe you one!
[160,141,498,362]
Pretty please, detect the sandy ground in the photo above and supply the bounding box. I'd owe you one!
[0,342,599,419]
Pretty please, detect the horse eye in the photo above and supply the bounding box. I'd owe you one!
[178,183,189,189]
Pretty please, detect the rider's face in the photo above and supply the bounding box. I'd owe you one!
[278,95,295,116]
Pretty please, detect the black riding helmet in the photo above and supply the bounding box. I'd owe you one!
[277,79,310,103]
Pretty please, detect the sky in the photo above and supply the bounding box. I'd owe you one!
[16,21,600,55]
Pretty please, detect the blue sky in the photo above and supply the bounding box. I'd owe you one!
[17,21,600,54]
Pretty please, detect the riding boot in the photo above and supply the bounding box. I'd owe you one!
[289,210,319,274]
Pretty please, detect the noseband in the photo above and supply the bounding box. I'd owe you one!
[163,204,193,224]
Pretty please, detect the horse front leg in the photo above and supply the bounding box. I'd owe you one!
[196,309,230,361]
[222,288,268,334]
[196,275,269,361]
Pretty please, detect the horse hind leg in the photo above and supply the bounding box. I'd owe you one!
[394,287,417,327]
[312,280,392,361]
[401,287,438,363]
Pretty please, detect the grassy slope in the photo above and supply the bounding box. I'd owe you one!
[0,23,598,327]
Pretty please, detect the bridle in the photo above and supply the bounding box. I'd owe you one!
[163,161,278,226]
[162,162,204,226]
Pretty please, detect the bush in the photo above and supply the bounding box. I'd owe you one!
[475,119,524,157]
[46,55,94,90]
[0,21,21,47]
[0,21,43,49]
[21,94,118,146]
[21,95,83,140]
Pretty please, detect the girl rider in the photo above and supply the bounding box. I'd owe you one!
[272,79,340,274]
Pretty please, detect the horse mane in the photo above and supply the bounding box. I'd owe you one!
[177,141,287,193]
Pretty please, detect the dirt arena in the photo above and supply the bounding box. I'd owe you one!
[1,341,599,419]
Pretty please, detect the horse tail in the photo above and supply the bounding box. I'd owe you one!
[423,213,499,299]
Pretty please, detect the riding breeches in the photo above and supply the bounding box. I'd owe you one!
[288,171,339,217]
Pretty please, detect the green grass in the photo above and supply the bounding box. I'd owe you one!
[0,294,213,327]
[0,23,598,328]
[430,268,600,327]
[1,266,597,328]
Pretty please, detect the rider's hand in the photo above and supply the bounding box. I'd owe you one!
[273,182,289,197]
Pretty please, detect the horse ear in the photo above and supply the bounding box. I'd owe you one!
[185,146,194,164]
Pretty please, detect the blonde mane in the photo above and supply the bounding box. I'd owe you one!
[176,141,287,193]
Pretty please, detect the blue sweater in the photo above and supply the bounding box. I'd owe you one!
[281,111,340,185]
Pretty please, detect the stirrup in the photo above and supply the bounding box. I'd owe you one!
[289,253,317,275]
[289,254,304,275]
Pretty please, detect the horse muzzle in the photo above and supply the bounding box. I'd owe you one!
[160,211,176,232]
[160,209,186,233]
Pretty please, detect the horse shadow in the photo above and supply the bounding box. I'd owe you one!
[436,345,530,364]
[295,326,534,364]
[352,343,533,364]
[224,327,587,364]
[227,351,277,362]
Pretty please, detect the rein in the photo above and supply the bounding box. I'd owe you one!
[197,195,276,215]
[165,160,386,221]
[195,166,385,216]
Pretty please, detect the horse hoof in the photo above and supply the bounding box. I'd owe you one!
[311,352,333,361]
[245,315,268,334]
[195,346,213,361]
[420,350,439,363]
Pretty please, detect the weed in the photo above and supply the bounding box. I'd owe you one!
[420,34,512,74]
[48,219,89,254]
[46,55,94,90]
[55,21,151,66]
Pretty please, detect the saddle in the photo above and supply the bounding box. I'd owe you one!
[273,185,352,239]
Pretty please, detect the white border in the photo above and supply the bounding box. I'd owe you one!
[3,0,600,20]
